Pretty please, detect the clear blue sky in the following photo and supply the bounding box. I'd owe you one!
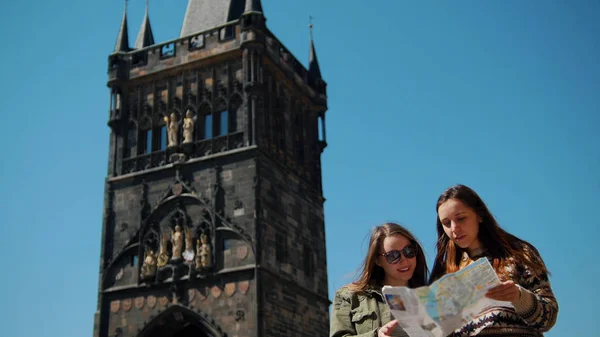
[0,1,598,336]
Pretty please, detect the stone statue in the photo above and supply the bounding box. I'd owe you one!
[164,112,179,147]
[116,93,122,110]
[196,233,212,269]
[171,225,184,260]
[140,248,157,279]
[157,233,170,267]
[182,227,195,263]
[183,110,195,144]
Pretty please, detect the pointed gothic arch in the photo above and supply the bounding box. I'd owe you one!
[136,305,224,337]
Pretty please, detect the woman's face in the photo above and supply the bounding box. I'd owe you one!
[438,198,482,253]
[377,234,417,286]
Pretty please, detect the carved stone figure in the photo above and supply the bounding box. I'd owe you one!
[196,233,212,269]
[183,227,195,262]
[116,93,122,110]
[157,233,169,267]
[164,112,179,147]
[171,225,184,260]
[183,110,195,144]
[140,248,157,279]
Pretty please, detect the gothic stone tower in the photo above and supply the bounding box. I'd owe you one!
[93,1,329,337]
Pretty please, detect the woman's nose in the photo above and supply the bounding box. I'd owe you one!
[451,221,460,232]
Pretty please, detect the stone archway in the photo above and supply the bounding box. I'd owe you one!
[137,306,221,337]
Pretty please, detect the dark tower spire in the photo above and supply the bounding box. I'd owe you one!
[114,0,130,52]
[244,0,263,13]
[135,0,155,49]
[308,18,322,79]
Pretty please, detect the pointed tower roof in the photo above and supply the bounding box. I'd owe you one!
[180,0,263,37]
[114,1,130,52]
[135,0,155,49]
[308,21,322,79]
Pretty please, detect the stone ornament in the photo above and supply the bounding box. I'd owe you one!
[225,283,236,297]
[164,112,179,147]
[147,296,157,308]
[183,110,195,144]
[237,246,249,260]
[238,281,250,295]
[122,299,132,312]
[195,232,212,269]
[157,233,169,267]
[183,227,195,263]
[110,300,121,313]
[135,297,145,309]
[140,248,157,279]
[171,225,184,261]
[198,288,207,301]
[211,286,222,298]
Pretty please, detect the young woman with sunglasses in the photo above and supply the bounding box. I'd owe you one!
[330,223,429,337]
[431,184,558,336]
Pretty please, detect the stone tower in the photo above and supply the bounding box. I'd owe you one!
[93,1,329,337]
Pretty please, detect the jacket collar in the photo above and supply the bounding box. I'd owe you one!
[363,282,384,298]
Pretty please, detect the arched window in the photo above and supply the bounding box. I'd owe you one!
[138,117,152,155]
[159,125,167,150]
[197,102,212,140]
[204,114,213,139]
[214,99,228,137]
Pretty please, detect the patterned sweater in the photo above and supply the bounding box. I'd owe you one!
[449,246,558,336]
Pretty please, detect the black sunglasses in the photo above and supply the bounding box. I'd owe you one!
[380,244,417,264]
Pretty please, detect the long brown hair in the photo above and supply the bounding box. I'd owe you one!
[347,223,429,292]
[429,184,548,283]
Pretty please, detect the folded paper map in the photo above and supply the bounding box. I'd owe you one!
[382,258,513,337]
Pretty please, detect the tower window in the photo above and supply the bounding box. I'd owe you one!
[189,34,204,50]
[220,25,235,41]
[204,114,213,139]
[318,117,324,141]
[160,43,175,59]
[218,110,229,136]
[138,129,152,155]
[160,125,167,150]
[146,130,152,154]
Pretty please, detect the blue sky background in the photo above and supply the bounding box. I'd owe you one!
[1,0,598,336]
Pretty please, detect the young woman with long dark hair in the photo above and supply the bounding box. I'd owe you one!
[330,223,429,337]
[431,184,558,336]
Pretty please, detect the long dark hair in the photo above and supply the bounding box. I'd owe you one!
[347,223,429,292]
[429,184,548,283]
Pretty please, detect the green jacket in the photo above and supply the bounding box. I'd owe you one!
[330,285,408,337]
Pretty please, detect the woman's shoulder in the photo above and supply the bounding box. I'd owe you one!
[334,283,380,299]
[334,284,359,298]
